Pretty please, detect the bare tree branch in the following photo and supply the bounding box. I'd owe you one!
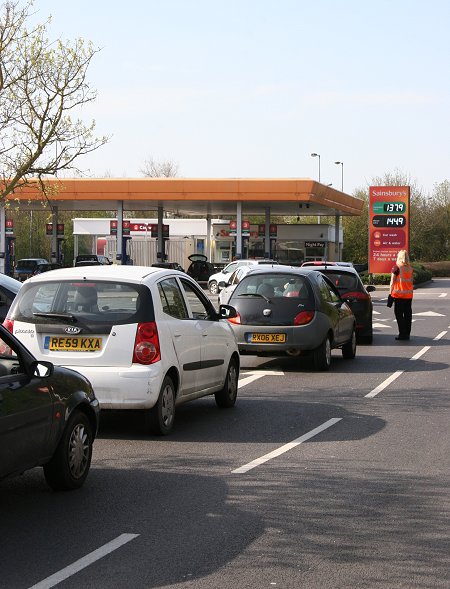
[140,156,179,178]
[0,0,109,202]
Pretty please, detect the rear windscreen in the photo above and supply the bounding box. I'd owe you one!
[17,261,38,269]
[232,273,313,302]
[9,281,153,325]
[320,271,359,292]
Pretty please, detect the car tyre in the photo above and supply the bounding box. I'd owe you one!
[209,280,218,295]
[357,332,373,345]
[147,376,176,435]
[43,410,93,491]
[215,359,239,408]
[342,328,357,359]
[313,336,332,371]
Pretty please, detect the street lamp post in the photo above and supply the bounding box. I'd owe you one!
[334,161,344,191]
[311,153,321,182]
[334,161,344,262]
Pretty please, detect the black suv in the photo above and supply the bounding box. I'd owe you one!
[75,254,111,267]
[0,324,100,490]
[13,258,49,281]
[186,254,215,283]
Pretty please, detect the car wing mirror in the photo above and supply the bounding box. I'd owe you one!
[218,281,228,288]
[219,304,237,319]
[32,360,54,378]
[366,285,376,292]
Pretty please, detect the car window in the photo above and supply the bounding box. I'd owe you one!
[180,279,211,320]
[158,278,188,319]
[223,262,238,274]
[17,260,38,269]
[0,288,15,308]
[234,273,312,301]
[317,275,341,303]
[11,281,148,324]
[321,271,358,292]
[0,332,18,362]
[231,268,245,285]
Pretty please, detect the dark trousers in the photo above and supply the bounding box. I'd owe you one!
[394,298,412,337]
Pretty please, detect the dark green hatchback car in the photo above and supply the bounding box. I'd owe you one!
[0,324,100,490]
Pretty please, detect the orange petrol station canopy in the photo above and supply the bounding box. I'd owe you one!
[8,177,364,217]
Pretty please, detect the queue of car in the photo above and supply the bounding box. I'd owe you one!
[0,258,375,490]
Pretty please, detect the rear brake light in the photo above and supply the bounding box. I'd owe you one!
[345,291,369,300]
[133,322,161,365]
[228,313,241,325]
[3,319,14,333]
[72,282,96,287]
[294,311,315,326]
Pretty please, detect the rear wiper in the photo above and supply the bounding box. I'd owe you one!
[238,293,271,302]
[33,312,78,323]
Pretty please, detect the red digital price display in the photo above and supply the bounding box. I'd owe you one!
[369,187,410,274]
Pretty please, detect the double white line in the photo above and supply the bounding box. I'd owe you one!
[366,331,447,398]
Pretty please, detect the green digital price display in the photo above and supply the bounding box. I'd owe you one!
[372,215,406,227]
[372,201,407,214]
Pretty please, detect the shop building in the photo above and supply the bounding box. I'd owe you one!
[73,217,341,267]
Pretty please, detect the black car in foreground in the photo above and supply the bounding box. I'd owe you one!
[312,265,375,344]
[223,266,356,371]
[0,324,99,490]
[0,274,21,323]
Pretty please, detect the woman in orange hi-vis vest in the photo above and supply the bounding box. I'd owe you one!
[389,249,413,340]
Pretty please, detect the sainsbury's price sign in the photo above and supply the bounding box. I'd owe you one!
[369,186,410,274]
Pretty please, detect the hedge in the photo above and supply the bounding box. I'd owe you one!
[361,262,432,286]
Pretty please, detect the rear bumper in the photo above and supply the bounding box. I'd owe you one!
[61,363,165,410]
[232,324,325,356]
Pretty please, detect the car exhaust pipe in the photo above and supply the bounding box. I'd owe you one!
[286,348,301,356]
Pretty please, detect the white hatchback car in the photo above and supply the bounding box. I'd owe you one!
[218,265,254,306]
[208,259,279,294]
[4,266,240,435]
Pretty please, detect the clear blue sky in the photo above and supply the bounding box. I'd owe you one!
[33,0,450,195]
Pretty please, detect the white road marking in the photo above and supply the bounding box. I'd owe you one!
[434,331,447,340]
[373,310,381,315]
[365,371,403,398]
[242,370,285,376]
[410,292,447,297]
[413,311,445,317]
[366,329,447,398]
[239,370,284,388]
[239,374,265,388]
[373,322,393,329]
[232,418,342,474]
[410,346,431,360]
[28,534,139,589]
